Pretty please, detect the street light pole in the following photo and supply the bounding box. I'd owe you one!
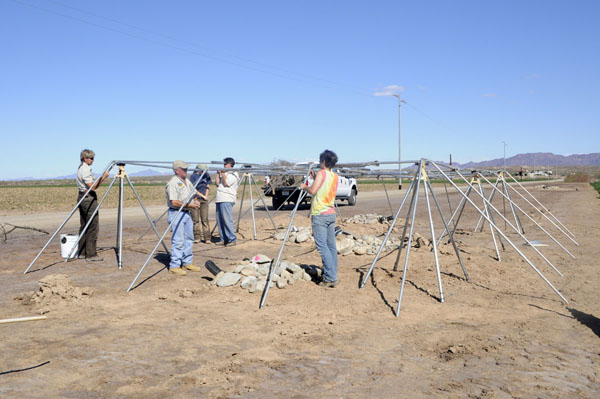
[392,94,406,189]
[502,141,507,171]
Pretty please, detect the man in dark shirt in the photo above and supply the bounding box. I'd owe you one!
[190,164,212,243]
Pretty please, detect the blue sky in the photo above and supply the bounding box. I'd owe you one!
[1,0,599,179]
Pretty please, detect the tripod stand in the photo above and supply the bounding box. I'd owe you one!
[24,163,168,274]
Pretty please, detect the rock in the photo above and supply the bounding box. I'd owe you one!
[158,293,168,300]
[234,264,246,273]
[216,272,242,287]
[342,249,353,256]
[256,280,274,291]
[295,230,311,243]
[240,268,258,277]
[252,254,272,264]
[273,231,286,240]
[179,289,193,298]
[302,272,312,282]
[212,271,225,284]
[353,246,367,255]
[286,263,303,274]
[240,276,257,289]
[336,237,355,253]
[257,264,270,276]
[276,279,287,289]
[280,269,292,282]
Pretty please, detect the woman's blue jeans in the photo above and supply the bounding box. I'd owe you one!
[311,213,338,282]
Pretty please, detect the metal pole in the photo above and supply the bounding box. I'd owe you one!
[505,171,575,237]
[392,94,406,190]
[502,175,577,246]
[125,174,169,253]
[396,160,424,317]
[259,164,314,309]
[138,208,168,241]
[250,175,278,232]
[501,176,524,234]
[423,169,444,302]
[116,164,125,269]
[24,161,115,274]
[473,179,500,233]
[431,161,568,298]
[477,174,576,259]
[427,180,469,281]
[249,174,257,240]
[436,185,471,246]
[393,177,419,271]
[235,174,248,232]
[454,171,564,276]
[65,174,119,261]
[381,176,395,217]
[476,179,501,261]
[359,177,417,288]
[127,171,207,292]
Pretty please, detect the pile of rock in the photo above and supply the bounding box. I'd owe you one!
[14,274,94,310]
[336,232,432,256]
[213,254,314,293]
[345,213,396,225]
[272,226,313,243]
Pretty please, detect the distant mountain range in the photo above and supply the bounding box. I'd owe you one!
[458,152,600,168]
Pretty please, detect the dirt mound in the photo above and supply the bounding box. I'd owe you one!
[14,274,93,309]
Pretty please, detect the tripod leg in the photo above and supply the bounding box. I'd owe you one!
[251,175,278,232]
[249,175,257,240]
[427,180,469,281]
[393,178,418,271]
[381,177,394,217]
[117,172,124,269]
[360,178,416,288]
[235,175,247,232]
[478,181,501,262]
[125,174,169,253]
[66,174,119,261]
[396,162,424,317]
[424,179,444,302]
[138,208,167,241]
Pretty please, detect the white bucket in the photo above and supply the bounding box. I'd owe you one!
[60,234,79,259]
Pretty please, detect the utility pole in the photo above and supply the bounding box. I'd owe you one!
[502,141,507,172]
[392,93,406,189]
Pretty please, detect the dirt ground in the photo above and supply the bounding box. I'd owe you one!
[0,183,598,398]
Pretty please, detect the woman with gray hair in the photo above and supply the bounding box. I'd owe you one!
[76,149,109,261]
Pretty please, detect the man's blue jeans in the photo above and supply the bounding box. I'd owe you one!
[168,209,194,269]
[311,213,338,282]
[216,202,236,243]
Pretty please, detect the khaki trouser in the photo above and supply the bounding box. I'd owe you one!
[78,191,99,257]
[190,198,210,241]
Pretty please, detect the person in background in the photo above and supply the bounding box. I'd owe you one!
[300,150,339,287]
[76,149,110,262]
[214,157,240,246]
[165,160,202,276]
[189,164,212,243]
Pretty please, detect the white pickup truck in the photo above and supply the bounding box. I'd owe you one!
[263,168,358,210]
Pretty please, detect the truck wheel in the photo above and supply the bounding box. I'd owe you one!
[348,188,357,206]
[272,196,285,210]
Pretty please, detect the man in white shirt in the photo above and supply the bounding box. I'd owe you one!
[76,149,109,261]
[215,157,240,246]
[165,160,202,276]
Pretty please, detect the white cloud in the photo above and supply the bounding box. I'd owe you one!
[373,84,405,96]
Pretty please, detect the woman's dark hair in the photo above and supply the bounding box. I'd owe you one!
[223,157,235,167]
[319,150,338,168]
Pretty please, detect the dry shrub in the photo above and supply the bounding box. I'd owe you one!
[564,173,591,183]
